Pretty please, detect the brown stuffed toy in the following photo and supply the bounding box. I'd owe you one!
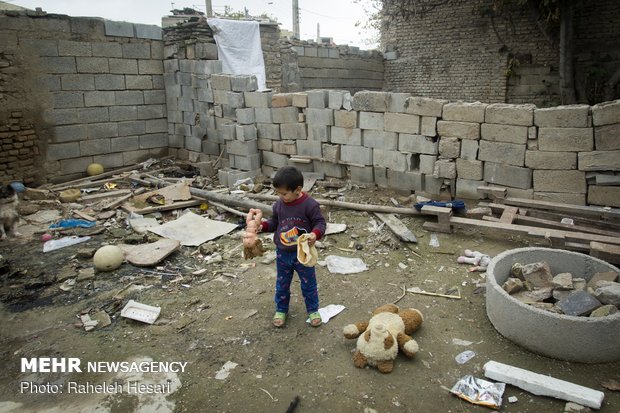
[343,303,423,373]
[243,209,266,259]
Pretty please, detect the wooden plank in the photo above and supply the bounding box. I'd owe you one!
[590,241,620,265]
[449,216,620,246]
[517,207,620,232]
[503,197,620,220]
[484,361,604,409]
[118,239,180,266]
[81,189,131,201]
[375,213,417,243]
[420,205,452,233]
[72,210,97,222]
[499,206,518,224]
[122,199,202,214]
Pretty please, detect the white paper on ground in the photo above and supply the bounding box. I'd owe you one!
[325,255,368,274]
[207,18,266,89]
[306,304,346,324]
[325,223,347,235]
[215,361,238,380]
[148,211,238,246]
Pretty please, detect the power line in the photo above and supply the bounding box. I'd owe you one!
[299,7,349,20]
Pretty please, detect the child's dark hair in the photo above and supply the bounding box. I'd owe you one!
[272,166,304,191]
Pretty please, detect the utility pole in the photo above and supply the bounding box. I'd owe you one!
[205,0,213,17]
[292,0,300,39]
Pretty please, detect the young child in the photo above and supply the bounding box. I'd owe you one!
[249,166,326,328]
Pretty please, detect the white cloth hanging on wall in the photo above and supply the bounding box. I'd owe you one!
[207,18,267,89]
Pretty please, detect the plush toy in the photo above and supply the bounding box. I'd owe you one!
[457,249,491,272]
[343,303,423,373]
[243,209,266,259]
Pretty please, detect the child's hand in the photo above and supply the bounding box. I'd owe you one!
[306,232,317,246]
[247,208,263,225]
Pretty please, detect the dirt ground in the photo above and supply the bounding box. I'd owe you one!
[0,184,619,413]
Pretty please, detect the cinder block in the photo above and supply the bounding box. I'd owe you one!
[306,108,334,126]
[197,87,214,103]
[94,74,125,90]
[273,140,297,155]
[405,97,447,117]
[231,75,258,92]
[296,140,322,158]
[60,74,95,91]
[90,42,121,59]
[212,90,228,105]
[218,123,236,141]
[438,137,460,159]
[145,118,167,133]
[437,121,480,140]
[122,43,150,59]
[420,116,437,137]
[534,192,586,205]
[280,123,307,140]
[334,110,357,128]
[359,112,384,131]
[272,107,299,124]
[423,175,444,195]
[58,40,92,57]
[479,141,526,166]
[138,60,164,75]
[104,20,134,37]
[594,124,620,150]
[460,139,479,160]
[331,127,362,146]
[109,58,138,74]
[262,151,289,168]
[533,170,586,193]
[255,108,273,124]
[314,160,346,178]
[42,57,77,74]
[231,154,261,171]
[456,159,483,180]
[111,136,139,151]
[195,42,218,60]
[578,150,620,171]
[202,140,221,155]
[484,161,532,189]
[257,138,273,151]
[47,142,81,161]
[118,120,145,136]
[84,91,115,107]
[257,123,280,140]
[588,185,620,207]
[535,105,590,127]
[236,124,257,141]
[125,75,153,89]
[244,91,273,108]
[211,74,232,90]
[53,125,87,143]
[227,92,245,108]
[387,170,423,191]
[383,112,420,134]
[60,157,93,175]
[525,151,577,170]
[322,144,340,163]
[481,123,529,144]
[135,24,162,40]
[272,93,294,107]
[80,138,111,156]
[456,178,487,199]
[485,103,535,126]
[353,91,388,112]
[373,149,407,172]
[419,154,437,174]
[399,134,438,154]
[538,128,593,151]
[236,108,255,125]
[308,125,330,142]
[195,60,222,75]
[349,165,374,184]
[387,93,411,113]
[363,130,398,150]
[226,139,258,156]
[115,90,144,105]
[592,100,620,126]
[52,92,84,109]
[443,101,487,123]
[433,159,456,179]
[292,93,308,108]
[341,145,373,165]
[307,89,329,108]
[328,90,346,109]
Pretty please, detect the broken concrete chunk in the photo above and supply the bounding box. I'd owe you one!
[511,287,553,303]
[502,277,523,294]
[587,271,619,289]
[552,273,574,290]
[590,304,618,318]
[521,261,554,288]
[593,282,620,306]
[77,267,95,281]
[556,290,602,316]
[90,310,111,328]
[572,278,587,291]
[530,302,563,314]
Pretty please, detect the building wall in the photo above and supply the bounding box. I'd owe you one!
[0,11,169,184]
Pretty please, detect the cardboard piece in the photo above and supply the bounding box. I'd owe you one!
[148,211,238,246]
[118,238,181,266]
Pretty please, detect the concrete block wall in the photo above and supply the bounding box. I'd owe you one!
[0,11,169,183]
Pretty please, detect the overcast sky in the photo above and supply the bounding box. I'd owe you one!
[8,0,379,48]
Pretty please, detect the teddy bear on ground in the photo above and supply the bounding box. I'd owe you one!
[343,303,423,373]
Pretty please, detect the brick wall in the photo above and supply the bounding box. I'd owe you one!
[382,0,619,106]
[0,112,40,185]
[0,11,169,184]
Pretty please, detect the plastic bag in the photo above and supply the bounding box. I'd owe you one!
[429,233,440,247]
[455,350,476,364]
[450,375,505,409]
[43,236,91,253]
[324,255,367,274]
[49,219,95,229]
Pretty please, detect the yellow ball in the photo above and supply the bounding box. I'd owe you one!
[93,245,124,271]
[86,163,104,176]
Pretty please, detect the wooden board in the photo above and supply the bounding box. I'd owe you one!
[503,197,620,220]
[590,241,620,265]
[119,239,180,266]
[375,213,417,243]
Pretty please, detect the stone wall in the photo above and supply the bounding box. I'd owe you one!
[382,0,620,106]
[0,11,169,184]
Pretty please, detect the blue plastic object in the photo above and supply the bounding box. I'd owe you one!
[49,219,96,229]
[9,182,25,193]
[414,200,467,212]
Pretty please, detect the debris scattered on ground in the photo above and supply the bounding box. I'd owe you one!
[450,375,505,409]
[120,300,161,324]
[324,255,368,274]
[215,361,238,380]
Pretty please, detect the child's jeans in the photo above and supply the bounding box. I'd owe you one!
[275,249,318,313]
